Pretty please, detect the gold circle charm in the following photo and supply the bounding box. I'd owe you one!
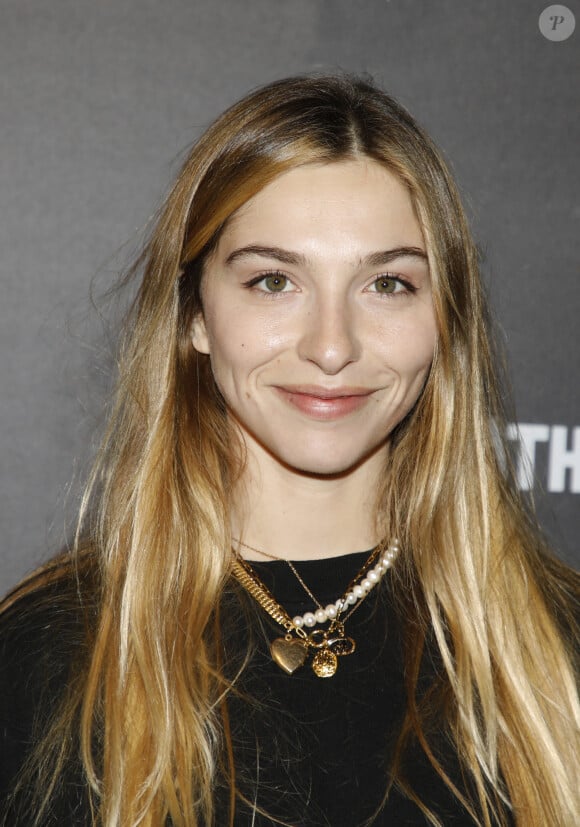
[311,647,338,677]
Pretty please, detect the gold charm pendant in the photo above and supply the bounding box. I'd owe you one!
[270,637,308,674]
[311,646,338,677]
[328,636,356,656]
[270,628,357,677]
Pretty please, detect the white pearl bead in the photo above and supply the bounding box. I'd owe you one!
[325,603,338,619]
[345,591,357,605]
[361,578,372,592]
[292,615,304,628]
[382,555,392,568]
[315,608,328,624]
[303,612,316,627]
[368,569,379,584]
[353,584,364,598]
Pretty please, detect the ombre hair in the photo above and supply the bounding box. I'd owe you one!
[2,74,579,826]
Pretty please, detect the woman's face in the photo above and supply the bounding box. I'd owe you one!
[192,159,437,478]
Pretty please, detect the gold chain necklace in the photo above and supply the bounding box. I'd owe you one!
[234,539,334,614]
[231,538,400,678]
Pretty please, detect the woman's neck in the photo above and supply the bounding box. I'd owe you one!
[232,443,387,561]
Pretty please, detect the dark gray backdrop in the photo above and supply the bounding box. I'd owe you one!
[1,0,579,595]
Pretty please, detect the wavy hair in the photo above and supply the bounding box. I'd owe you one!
[3,73,579,826]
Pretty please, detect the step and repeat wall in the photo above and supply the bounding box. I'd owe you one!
[1,0,578,593]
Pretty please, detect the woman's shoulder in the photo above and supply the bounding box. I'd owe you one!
[0,549,99,671]
[0,549,100,710]
[0,549,99,815]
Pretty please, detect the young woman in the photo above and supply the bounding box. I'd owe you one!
[0,74,578,827]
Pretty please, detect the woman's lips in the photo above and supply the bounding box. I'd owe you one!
[274,385,374,420]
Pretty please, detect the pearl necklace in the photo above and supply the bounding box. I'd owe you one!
[232,538,400,678]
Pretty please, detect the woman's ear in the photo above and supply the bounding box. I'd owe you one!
[191,313,210,354]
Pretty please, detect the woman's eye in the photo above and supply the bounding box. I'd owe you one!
[263,273,288,292]
[369,275,402,295]
[248,272,294,293]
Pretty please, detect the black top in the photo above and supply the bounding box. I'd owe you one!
[0,552,510,825]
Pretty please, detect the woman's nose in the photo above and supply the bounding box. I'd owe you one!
[296,297,361,375]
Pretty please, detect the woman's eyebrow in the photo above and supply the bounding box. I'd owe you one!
[225,245,305,267]
[363,247,428,266]
[224,244,428,268]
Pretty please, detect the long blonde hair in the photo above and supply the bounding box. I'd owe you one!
[3,73,579,826]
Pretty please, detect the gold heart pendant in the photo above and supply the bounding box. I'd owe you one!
[270,638,308,674]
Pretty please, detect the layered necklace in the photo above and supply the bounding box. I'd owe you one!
[231,538,400,678]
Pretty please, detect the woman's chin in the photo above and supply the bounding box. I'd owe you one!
[270,443,388,480]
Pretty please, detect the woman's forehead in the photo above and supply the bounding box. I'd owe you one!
[215,160,426,260]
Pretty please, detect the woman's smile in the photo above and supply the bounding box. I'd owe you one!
[273,384,377,420]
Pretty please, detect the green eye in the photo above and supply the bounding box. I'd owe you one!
[373,276,398,294]
[263,273,288,292]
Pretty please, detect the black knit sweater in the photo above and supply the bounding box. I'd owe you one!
[0,552,511,826]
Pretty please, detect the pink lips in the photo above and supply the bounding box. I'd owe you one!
[274,385,374,420]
